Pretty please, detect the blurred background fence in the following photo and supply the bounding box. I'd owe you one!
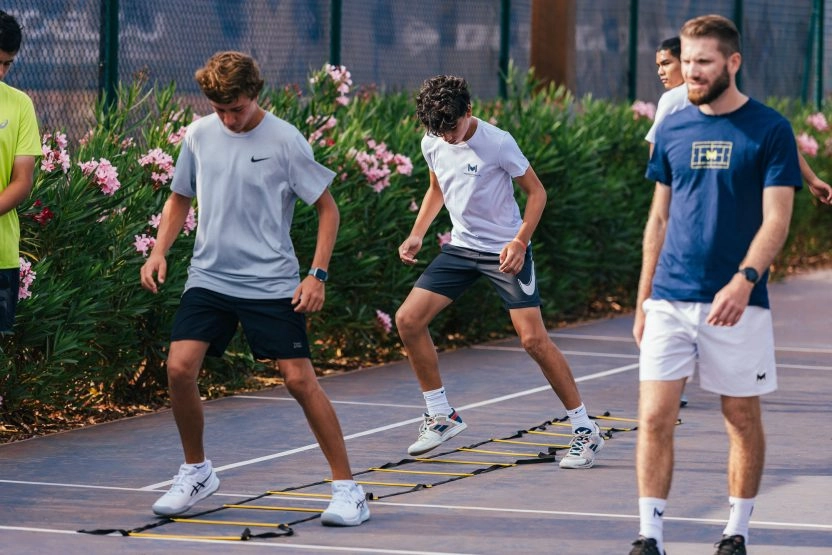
[4,0,830,139]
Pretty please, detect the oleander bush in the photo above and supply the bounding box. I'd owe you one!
[2,67,830,438]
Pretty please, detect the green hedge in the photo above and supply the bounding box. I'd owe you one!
[2,67,830,432]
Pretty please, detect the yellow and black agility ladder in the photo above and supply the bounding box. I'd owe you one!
[79,412,673,542]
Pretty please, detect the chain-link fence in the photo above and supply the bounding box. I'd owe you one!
[4,1,830,140]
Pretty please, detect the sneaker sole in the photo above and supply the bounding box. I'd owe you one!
[407,422,468,456]
[321,508,371,527]
[152,474,221,516]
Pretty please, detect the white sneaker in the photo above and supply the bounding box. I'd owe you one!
[558,425,605,469]
[321,481,370,526]
[407,410,468,456]
[152,461,220,516]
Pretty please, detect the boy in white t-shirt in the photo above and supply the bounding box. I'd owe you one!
[396,75,604,469]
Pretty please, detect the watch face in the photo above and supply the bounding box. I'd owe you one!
[742,268,758,283]
[310,268,328,282]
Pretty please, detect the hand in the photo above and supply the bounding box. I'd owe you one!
[292,276,325,313]
[706,273,753,326]
[632,308,646,347]
[399,235,423,265]
[498,239,526,274]
[140,253,167,294]
[808,178,832,205]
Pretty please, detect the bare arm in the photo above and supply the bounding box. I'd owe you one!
[292,188,339,313]
[139,192,192,293]
[0,156,36,217]
[399,170,446,265]
[706,186,795,326]
[498,166,546,274]
[633,183,671,346]
[798,151,832,205]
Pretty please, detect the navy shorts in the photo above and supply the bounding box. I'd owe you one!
[414,244,541,309]
[0,268,19,333]
[171,287,311,360]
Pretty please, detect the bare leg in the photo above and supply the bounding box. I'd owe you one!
[509,307,582,409]
[395,288,453,391]
[721,395,765,498]
[636,379,686,498]
[280,358,354,480]
[166,340,211,464]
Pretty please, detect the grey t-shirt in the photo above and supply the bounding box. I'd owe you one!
[645,84,690,144]
[421,118,529,253]
[171,111,335,299]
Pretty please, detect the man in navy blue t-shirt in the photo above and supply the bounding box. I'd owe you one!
[629,15,801,555]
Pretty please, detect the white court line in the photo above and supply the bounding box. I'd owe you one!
[549,332,832,354]
[474,345,638,359]
[232,396,423,409]
[370,501,832,532]
[141,363,639,490]
[0,525,472,554]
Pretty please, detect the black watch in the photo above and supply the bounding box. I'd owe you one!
[738,266,759,284]
[308,267,328,282]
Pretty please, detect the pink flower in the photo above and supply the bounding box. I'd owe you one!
[40,132,71,174]
[79,158,121,195]
[796,132,819,157]
[806,113,829,132]
[18,257,35,300]
[631,100,656,120]
[375,309,392,334]
[167,126,188,145]
[148,213,162,228]
[408,200,419,212]
[437,231,451,246]
[354,138,412,193]
[182,206,197,235]
[138,147,175,187]
[133,234,156,257]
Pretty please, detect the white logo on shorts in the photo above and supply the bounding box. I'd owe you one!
[518,261,536,296]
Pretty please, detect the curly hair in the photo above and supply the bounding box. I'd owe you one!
[415,75,471,136]
[195,51,264,104]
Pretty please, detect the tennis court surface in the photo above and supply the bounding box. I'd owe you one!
[1,270,830,554]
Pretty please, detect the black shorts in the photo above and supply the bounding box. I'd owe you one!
[0,268,19,333]
[171,287,311,360]
[414,244,541,309]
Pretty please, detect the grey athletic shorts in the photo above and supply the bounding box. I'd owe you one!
[414,244,541,309]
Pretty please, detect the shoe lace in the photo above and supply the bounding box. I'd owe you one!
[567,432,591,455]
[417,414,436,437]
[167,469,191,494]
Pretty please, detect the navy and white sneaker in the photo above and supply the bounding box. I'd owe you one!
[152,460,220,516]
[407,410,468,456]
[559,424,604,469]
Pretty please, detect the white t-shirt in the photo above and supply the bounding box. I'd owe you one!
[645,84,690,144]
[421,118,529,253]
[171,111,335,299]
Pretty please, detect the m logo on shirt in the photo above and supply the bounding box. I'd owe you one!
[691,141,732,169]
[464,163,479,176]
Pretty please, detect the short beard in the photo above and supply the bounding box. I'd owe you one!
[688,66,730,106]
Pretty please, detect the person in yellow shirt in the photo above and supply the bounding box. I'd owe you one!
[0,10,41,334]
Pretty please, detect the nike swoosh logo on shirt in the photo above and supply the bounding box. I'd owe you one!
[0,120,8,129]
[518,261,536,295]
[251,156,269,162]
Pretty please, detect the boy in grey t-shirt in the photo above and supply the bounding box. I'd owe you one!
[396,75,604,469]
[140,51,368,526]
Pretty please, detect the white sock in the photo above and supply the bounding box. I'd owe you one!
[565,403,594,433]
[331,479,357,489]
[723,496,754,541]
[638,497,666,553]
[423,387,452,417]
[184,459,211,477]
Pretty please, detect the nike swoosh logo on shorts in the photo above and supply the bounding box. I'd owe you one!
[518,261,536,295]
[251,156,269,162]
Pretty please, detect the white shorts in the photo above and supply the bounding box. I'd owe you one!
[639,299,777,397]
